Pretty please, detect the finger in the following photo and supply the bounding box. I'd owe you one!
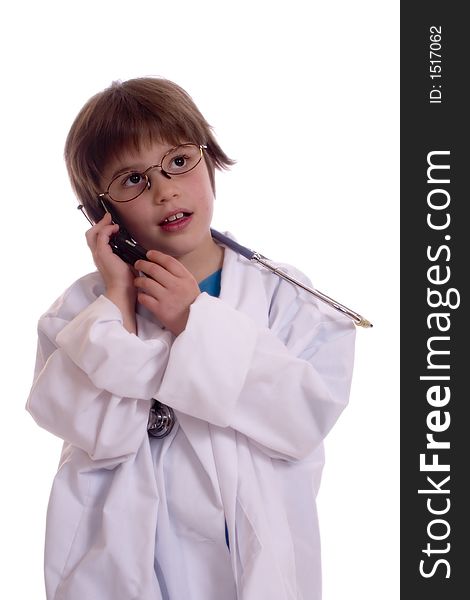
[85,212,113,243]
[134,275,165,297]
[136,291,160,314]
[86,223,118,250]
[145,250,188,277]
[99,211,113,224]
[97,225,119,249]
[134,260,175,287]
[89,211,112,234]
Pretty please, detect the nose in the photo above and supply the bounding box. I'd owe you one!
[147,168,180,204]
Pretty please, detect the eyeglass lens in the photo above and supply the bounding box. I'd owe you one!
[108,144,202,202]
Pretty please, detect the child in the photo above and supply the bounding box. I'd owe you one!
[26,77,356,600]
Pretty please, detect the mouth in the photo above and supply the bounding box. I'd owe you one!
[159,210,193,225]
[158,210,194,233]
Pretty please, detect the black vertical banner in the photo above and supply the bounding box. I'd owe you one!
[401,4,468,599]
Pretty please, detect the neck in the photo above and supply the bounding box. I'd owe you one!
[177,235,224,283]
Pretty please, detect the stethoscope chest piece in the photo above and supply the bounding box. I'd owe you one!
[147,399,175,438]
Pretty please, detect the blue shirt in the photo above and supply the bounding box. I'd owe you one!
[198,269,222,297]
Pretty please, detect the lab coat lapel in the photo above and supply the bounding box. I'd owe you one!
[172,412,224,510]
[167,242,261,514]
[214,242,299,598]
[218,236,270,327]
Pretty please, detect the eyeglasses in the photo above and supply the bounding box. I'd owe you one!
[99,143,207,203]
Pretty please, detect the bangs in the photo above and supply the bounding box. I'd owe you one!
[84,84,207,188]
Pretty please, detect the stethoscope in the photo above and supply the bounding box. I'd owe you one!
[148,400,176,438]
[148,229,372,438]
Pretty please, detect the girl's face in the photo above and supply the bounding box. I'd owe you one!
[101,140,219,272]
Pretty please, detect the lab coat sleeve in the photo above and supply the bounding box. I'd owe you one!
[157,274,356,461]
[26,294,171,462]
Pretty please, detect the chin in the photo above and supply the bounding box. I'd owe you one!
[146,235,195,257]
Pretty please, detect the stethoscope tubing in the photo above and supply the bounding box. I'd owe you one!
[210,229,372,328]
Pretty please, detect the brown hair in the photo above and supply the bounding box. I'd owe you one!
[65,77,235,222]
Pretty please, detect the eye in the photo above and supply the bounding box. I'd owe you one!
[121,172,145,187]
[170,154,189,169]
[162,144,201,174]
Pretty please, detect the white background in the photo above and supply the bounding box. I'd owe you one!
[1,1,399,598]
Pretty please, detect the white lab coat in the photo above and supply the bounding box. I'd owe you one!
[27,236,355,600]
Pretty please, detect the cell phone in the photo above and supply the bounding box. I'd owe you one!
[107,219,148,266]
[109,226,148,265]
[78,201,148,265]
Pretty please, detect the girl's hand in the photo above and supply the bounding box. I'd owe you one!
[134,250,201,336]
[86,212,137,333]
[85,212,135,294]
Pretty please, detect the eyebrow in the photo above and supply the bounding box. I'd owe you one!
[107,143,179,181]
[109,164,146,180]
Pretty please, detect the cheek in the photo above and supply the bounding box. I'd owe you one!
[111,203,149,237]
[111,204,134,226]
[195,175,215,212]
[199,193,214,222]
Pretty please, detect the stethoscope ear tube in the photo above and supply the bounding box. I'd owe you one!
[210,229,372,328]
